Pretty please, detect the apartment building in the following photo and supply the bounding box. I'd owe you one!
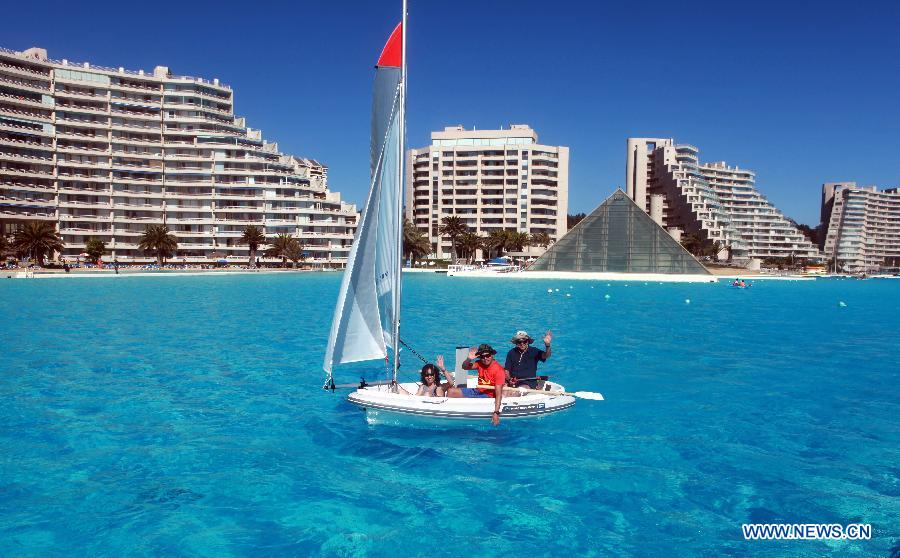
[406,125,568,259]
[821,182,900,273]
[625,138,819,261]
[0,46,357,267]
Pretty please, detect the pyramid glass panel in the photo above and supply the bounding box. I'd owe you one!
[530,190,709,274]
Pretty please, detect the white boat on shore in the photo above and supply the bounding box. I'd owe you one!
[447,256,522,277]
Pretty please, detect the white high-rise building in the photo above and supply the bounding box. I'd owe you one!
[0,46,357,267]
[821,182,900,273]
[406,125,568,259]
[625,138,819,261]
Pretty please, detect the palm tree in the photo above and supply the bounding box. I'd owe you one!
[702,240,724,260]
[507,231,530,253]
[484,229,510,259]
[138,224,178,266]
[438,216,468,263]
[457,231,482,264]
[239,225,266,268]
[265,233,300,266]
[84,237,107,264]
[286,242,306,268]
[403,219,431,265]
[531,232,552,249]
[12,221,64,266]
[680,232,703,256]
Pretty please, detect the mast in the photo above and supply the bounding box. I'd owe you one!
[392,0,407,383]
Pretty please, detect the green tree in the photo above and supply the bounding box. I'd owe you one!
[531,231,552,249]
[138,224,178,266]
[484,229,511,258]
[12,221,64,266]
[286,241,306,268]
[506,231,530,253]
[701,240,724,259]
[438,215,468,263]
[680,232,703,256]
[403,219,430,265]
[567,213,586,230]
[239,225,266,268]
[265,233,300,266]
[84,237,107,264]
[457,231,482,264]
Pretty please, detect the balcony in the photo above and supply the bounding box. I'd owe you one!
[0,73,50,94]
[1,166,54,179]
[0,105,52,123]
[57,88,108,101]
[59,213,111,222]
[0,119,51,136]
[59,199,110,209]
[0,195,55,207]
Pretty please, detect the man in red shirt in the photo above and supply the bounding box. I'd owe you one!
[445,343,508,425]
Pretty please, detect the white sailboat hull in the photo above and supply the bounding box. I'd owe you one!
[347,381,575,424]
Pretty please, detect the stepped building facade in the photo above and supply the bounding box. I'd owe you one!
[820,182,900,273]
[0,46,357,266]
[625,138,819,262]
[406,125,568,259]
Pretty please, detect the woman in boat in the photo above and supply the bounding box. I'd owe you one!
[396,357,454,397]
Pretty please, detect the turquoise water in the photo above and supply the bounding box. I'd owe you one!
[1,273,897,557]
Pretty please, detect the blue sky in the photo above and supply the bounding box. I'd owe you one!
[5,0,899,225]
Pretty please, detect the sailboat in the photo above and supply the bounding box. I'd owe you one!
[322,3,583,424]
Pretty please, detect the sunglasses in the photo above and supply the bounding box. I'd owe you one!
[423,372,435,377]
[516,339,531,344]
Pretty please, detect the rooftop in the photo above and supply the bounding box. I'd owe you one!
[0,45,230,90]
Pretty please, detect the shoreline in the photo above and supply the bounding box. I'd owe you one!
[5,268,340,279]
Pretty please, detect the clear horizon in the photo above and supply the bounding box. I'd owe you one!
[5,0,899,226]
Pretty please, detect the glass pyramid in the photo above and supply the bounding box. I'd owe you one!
[530,190,710,274]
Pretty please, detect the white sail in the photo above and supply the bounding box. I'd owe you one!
[323,24,404,376]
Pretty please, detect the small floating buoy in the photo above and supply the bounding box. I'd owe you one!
[604,294,610,300]
[839,301,847,307]
[685,299,691,304]
[606,283,611,287]
[565,293,571,297]
[554,288,560,292]
[547,289,553,293]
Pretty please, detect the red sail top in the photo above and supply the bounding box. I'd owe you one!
[376,23,402,67]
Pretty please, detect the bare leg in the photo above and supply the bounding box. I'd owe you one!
[444,387,465,398]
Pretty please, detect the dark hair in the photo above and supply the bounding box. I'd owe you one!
[420,363,440,383]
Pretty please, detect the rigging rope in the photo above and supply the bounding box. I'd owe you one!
[399,338,429,365]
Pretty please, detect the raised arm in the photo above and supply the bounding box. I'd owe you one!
[461,347,477,370]
[542,330,553,360]
[436,355,454,387]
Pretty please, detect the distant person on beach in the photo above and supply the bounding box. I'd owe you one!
[63,262,70,273]
[505,330,552,389]
[445,344,518,425]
